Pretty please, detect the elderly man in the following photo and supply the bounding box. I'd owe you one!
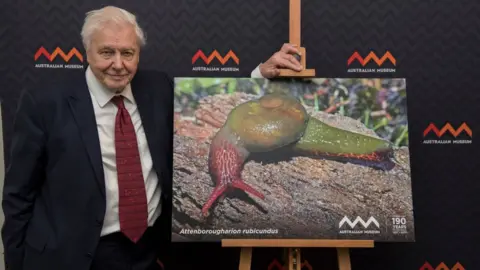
[2,6,172,270]
[2,4,303,270]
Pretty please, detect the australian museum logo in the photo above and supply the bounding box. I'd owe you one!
[34,46,84,69]
[191,49,239,72]
[422,122,472,144]
[347,50,396,73]
[338,216,381,235]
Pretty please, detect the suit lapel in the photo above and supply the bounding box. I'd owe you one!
[64,71,165,198]
[67,77,106,197]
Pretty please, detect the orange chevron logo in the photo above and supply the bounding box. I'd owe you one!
[192,49,239,65]
[267,258,312,270]
[423,122,472,138]
[347,51,396,66]
[34,46,83,62]
[420,261,465,270]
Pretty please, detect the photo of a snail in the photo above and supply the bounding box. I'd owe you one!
[172,77,414,242]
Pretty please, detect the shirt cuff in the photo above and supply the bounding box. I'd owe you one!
[250,64,264,78]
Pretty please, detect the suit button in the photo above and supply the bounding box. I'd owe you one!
[96,219,102,226]
[86,252,93,258]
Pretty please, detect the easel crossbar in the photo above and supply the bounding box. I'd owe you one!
[222,239,374,248]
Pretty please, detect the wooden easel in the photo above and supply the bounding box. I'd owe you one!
[278,0,316,77]
[222,239,374,270]
[222,1,374,269]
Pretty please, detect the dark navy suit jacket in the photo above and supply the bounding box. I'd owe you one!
[1,69,173,270]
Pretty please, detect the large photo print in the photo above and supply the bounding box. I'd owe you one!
[172,77,414,242]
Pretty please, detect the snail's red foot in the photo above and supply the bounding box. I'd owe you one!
[231,179,265,200]
[201,179,265,217]
[202,184,228,217]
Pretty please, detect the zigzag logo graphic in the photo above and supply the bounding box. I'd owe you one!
[267,258,312,270]
[347,51,396,66]
[423,123,472,138]
[156,259,164,270]
[192,49,239,65]
[420,261,465,270]
[34,46,83,62]
[339,216,380,228]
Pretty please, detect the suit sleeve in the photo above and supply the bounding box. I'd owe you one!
[2,89,46,269]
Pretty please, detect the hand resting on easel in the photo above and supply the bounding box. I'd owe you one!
[251,43,303,78]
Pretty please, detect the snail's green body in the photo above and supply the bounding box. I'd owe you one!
[202,93,394,216]
[293,116,393,161]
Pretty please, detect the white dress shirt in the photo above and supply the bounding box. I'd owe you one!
[250,64,264,78]
[85,67,162,237]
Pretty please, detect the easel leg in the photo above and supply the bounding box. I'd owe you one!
[288,248,293,270]
[282,248,289,265]
[238,247,253,270]
[287,248,301,270]
[336,248,351,270]
[295,248,301,270]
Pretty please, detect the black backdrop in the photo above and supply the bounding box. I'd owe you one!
[1,0,480,269]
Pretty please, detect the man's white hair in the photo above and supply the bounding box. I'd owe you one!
[81,6,146,50]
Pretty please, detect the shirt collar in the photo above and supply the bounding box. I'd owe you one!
[85,66,135,108]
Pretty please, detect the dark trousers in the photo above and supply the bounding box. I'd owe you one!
[90,228,163,270]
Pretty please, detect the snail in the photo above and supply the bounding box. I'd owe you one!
[202,92,395,216]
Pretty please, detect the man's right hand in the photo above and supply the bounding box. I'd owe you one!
[259,43,303,78]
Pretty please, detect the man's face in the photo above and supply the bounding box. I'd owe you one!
[86,21,139,92]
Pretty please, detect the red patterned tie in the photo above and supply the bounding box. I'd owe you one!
[112,95,148,243]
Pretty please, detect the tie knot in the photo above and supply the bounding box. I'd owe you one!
[112,95,125,109]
